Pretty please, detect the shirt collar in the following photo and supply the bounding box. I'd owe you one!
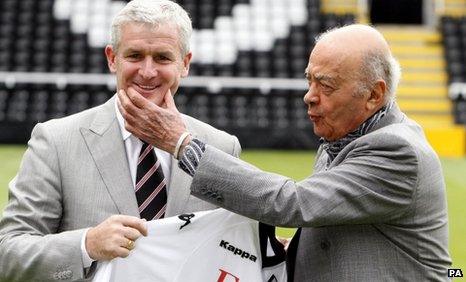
[115,97,132,141]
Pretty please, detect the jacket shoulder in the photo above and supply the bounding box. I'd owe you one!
[29,101,114,145]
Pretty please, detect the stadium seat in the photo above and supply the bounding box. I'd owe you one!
[29,89,49,122]
[7,89,29,122]
[0,0,353,148]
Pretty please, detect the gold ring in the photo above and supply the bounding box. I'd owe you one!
[126,239,135,250]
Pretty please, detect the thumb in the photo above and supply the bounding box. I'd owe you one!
[163,88,177,110]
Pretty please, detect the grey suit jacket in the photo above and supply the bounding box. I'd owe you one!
[0,96,241,282]
[189,103,451,281]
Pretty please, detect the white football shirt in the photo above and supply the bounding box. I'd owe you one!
[93,208,287,282]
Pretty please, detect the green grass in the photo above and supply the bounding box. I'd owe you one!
[440,157,466,271]
[0,146,465,270]
[0,145,25,203]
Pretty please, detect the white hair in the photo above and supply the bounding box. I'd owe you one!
[359,51,401,102]
[110,0,192,56]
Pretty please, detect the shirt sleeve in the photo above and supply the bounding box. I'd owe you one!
[178,138,206,176]
[80,228,94,268]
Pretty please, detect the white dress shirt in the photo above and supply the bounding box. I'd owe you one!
[80,97,173,268]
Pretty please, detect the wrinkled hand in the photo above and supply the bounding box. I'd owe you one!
[117,87,188,155]
[86,215,147,261]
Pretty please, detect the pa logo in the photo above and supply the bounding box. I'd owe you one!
[448,268,463,278]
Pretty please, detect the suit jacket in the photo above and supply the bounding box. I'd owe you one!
[0,96,241,282]
[189,103,451,281]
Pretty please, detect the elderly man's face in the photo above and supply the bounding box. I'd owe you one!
[303,44,371,141]
[105,22,191,106]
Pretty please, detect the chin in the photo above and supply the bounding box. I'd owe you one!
[313,128,325,138]
[136,91,162,104]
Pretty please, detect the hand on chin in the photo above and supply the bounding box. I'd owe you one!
[127,86,165,106]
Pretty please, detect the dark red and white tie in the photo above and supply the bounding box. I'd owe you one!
[135,141,167,220]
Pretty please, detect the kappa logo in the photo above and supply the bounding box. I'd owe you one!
[219,240,257,262]
[178,213,195,230]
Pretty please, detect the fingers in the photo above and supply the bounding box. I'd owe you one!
[116,86,187,153]
[115,247,131,258]
[86,215,148,261]
[162,88,176,110]
[117,89,140,116]
[126,87,157,110]
[120,215,148,237]
[125,239,135,250]
[117,89,147,136]
[125,87,145,108]
[121,226,143,243]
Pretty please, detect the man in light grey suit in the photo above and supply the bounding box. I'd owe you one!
[118,24,452,281]
[0,1,240,281]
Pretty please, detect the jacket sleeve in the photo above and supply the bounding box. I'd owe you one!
[0,123,88,282]
[189,132,419,228]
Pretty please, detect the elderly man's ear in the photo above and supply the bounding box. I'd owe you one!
[366,79,386,111]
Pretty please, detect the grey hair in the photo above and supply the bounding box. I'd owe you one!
[110,0,192,56]
[358,51,401,103]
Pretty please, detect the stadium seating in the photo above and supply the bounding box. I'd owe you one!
[0,0,353,147]
[440,16,466,126]
[0,0,354,76]
[1,0,463,154]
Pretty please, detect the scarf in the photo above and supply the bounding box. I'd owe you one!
[321,101,393,162]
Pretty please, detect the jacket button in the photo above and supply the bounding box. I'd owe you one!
[64,270,72,279]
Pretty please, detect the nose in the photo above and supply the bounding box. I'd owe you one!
[303,85,319,106]
[139,57,157,79]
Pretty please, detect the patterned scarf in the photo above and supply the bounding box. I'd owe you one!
[321,100,393,162]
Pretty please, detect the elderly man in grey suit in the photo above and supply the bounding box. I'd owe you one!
[0,1,240,281]
[118,24,452,281]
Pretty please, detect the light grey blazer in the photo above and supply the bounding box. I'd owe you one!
[189,103,451,281]
[0,96,241,282]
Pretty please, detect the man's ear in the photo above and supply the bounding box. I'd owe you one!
[366,79,386,111]
[181,52,192,77]
[105,45,117,73]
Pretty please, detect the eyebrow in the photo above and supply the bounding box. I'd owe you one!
[305,71,337,84]
[123,47,141,53]
[123,48,175,57]
[314,73,336,83]
[156,50,176,58]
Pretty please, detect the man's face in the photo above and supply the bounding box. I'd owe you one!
[303,43,370,141]
[105,22,192,106]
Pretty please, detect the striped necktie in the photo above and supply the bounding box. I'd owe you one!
[135,142,167,220]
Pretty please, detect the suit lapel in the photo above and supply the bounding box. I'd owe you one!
[165,117,199,216]
[80,97,139,217]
